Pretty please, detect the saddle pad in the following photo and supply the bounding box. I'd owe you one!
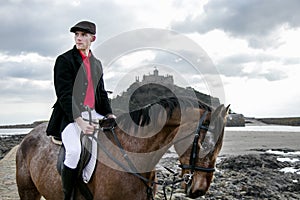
[81,110,103,183]
[82,133,98,183]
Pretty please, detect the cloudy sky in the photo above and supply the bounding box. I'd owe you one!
[1,0,300,125]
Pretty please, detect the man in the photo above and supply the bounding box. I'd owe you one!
[46,20,115,199]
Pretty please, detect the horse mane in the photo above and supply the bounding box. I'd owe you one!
[116,96,212,129]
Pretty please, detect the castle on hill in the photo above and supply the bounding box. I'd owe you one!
[135,68,174,86]
[110,68,245,126]
[129,68,174,92]
[111,67,220,113]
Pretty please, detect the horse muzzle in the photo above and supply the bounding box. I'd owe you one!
[186,184,207,198]
[184,175,209,198]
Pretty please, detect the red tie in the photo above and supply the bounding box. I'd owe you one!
[80,51,95,108]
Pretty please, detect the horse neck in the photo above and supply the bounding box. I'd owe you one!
[97,118,179,173]
[114,118,180,153]
[117,107,204,153]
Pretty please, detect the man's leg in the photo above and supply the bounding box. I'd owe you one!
[61,123,81,199]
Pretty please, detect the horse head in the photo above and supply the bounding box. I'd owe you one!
[174,104,229,198]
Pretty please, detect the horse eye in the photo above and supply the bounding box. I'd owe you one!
[203,122,209,127]
[208,124,215,131]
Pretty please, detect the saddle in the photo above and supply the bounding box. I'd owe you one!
[52,117,117,199]
[55,118,117,177]
[56,133,93,179]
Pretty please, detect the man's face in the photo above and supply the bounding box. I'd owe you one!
[74,31,95,51]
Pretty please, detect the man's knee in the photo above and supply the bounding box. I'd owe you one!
[64,147,81,168]
[66,147,81,160]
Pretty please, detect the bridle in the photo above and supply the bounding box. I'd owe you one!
[84,108,215,200]
[178,111,215,184]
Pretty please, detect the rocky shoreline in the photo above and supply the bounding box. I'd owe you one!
[0,134,26,160]
[1,134,299,199]
[154,148,300,200]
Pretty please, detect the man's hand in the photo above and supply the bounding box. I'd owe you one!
[75,117,96,134]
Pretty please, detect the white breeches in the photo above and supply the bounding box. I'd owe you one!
[61,110,104,169]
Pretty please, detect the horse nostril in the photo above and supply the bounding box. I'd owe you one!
[189,189,206,198]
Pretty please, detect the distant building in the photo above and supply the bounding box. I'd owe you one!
[134,68,174,87]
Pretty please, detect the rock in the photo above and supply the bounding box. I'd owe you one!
[155,152,300,199]
[226,114,245,127]
[0,134,26,159]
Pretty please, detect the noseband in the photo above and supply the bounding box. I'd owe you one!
[179,111,215,176]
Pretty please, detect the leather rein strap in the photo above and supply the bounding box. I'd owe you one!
[179,111,215,173]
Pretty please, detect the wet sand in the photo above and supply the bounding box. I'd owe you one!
[221,130,300,156]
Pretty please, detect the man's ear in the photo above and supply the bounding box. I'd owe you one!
[91,35,96,42]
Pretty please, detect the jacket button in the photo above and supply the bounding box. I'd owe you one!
[82,92,85,96]
[80,103,83,106]
[84,82,88,85]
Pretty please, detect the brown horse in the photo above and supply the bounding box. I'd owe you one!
[16,97,228,199]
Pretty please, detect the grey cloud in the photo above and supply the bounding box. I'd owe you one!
[216,63,243,78]
[94,28,220,80]
[0,60,52,80]
[217,53,288,81]
[0,77,54,104]
[262,69,288,81]
[218,62,288,81]
[172,0,300,49]
[0,0,138,57]
[221,53,278,65]
[282,57,300,65]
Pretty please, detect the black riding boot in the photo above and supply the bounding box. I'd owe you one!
[61,164,77,200]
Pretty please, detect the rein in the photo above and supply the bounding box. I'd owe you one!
[83,107,214,200]
[86,128,157,200]
[85,120,184,200]
[83,107,159,199]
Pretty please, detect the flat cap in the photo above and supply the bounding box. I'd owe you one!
[70,21,96,34]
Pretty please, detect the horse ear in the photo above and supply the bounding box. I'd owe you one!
[213,104,223,114]
[225,104,230,114]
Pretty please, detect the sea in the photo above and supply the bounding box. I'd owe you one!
[226,125,300,132]
[0,128,33,137]
[0,125,300,137]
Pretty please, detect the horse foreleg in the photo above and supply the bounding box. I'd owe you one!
[16,147,41,200]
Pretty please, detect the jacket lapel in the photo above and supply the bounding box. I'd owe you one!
[72,46,86,75]
[90,53,102,88]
